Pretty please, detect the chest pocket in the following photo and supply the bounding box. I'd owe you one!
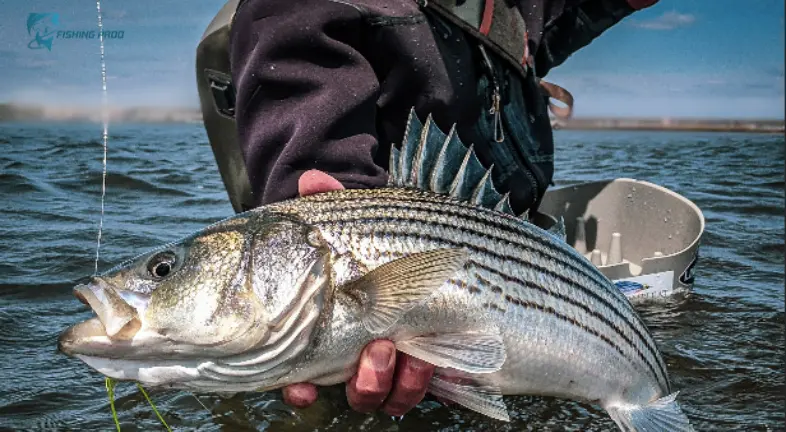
[471,49,554,215]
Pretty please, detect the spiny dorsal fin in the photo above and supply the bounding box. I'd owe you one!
[414,115,447,189]
[388,146,401,187]
[547,216,567,243]
[397,109,423,188]
[493,192,513,214]
[430,125,465,194]
[470,164,499,208]
[388,108,517,218]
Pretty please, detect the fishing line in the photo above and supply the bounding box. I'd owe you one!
[94,0,109,275]
[91,6,207,430]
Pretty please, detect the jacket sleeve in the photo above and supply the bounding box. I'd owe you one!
[534,0,658,77]
[230,0,388,206]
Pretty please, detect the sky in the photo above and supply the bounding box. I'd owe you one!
[0,0,783,118]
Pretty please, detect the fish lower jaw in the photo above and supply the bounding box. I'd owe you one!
[75,354,202,387]
[74,355,291,393]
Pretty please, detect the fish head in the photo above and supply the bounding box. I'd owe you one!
[58,211,333,388]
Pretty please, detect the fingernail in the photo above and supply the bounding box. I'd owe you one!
[368,344,393,370]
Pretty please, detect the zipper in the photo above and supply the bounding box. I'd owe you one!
[478,46,505,143]
[478,45,544,205]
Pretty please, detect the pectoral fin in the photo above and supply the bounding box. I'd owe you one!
[343,248,468,334]
[397,332,506,374]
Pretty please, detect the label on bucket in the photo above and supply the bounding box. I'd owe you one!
[613,271,674,299]
[679,252,698,285]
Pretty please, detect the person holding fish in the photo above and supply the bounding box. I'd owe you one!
[60,1,697,429]
[223,0,659,419]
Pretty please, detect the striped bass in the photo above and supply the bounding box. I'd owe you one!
[58,110,694,431]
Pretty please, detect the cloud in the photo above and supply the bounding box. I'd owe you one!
[543,69,785,118]
[106,10,129,20]
[15,57,58,69]
[549,69,785,99]
[630,11,696,30]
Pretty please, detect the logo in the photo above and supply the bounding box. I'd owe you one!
[26,12,125,51]
[614,280,648,295]
[614,270,676,299]
[27,13,59,51]
[679,252,698,285]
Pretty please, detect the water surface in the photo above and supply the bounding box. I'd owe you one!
[0,123,783,431]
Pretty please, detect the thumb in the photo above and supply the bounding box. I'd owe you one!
[298,170,345,197]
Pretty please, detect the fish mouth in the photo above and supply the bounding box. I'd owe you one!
[58,278,145,357]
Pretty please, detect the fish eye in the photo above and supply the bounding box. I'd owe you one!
[147,251,177,280]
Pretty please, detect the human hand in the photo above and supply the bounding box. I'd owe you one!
[282,170,435,416]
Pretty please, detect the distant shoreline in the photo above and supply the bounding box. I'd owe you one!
[0,103,203,125]
[0,103,783,133]
[553,118,785,134]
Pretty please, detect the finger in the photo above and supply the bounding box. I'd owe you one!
[298,169,345,197]
[346,340,396,413]
[282,383,318,408]
[381,354,435,416]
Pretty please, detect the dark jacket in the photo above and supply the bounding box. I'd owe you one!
[229,0,656,214]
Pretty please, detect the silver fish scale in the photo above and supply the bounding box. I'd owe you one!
[267,188,671,394]
[285,190,649,326]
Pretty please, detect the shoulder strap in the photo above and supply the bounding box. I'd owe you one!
[419,0,532,79]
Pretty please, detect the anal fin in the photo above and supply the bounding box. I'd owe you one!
[428,369,510,422]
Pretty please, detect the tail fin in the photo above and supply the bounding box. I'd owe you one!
[607,392,695,432]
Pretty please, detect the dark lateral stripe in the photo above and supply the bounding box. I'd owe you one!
[493,293,648,384]
[318,216,669,385]
[312,201,640,325]
[321,198,614,298]
[467,259,668,388]
[301,193,615,297]
[280,191,669,382]
[318,195,656,344]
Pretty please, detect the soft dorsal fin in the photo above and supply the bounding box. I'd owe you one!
[388,109,516,217]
